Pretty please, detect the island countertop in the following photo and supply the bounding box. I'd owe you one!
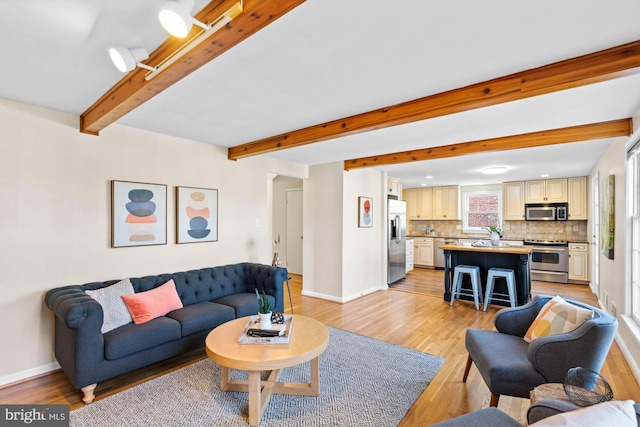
[440,244,533,255]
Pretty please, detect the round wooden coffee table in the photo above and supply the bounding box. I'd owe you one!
[205,315,329,426]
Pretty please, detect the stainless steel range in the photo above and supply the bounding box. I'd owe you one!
[524,240,569,283]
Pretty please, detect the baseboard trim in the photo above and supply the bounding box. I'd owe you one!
[0,362,60,388]
[301,286,384,303]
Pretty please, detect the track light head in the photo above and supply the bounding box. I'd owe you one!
[109,47,153,73]
[159,0,202,38]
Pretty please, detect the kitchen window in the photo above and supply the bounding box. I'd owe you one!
[462,190,502,233]
[628,138,640,326]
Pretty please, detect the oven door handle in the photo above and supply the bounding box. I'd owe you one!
[531,270,568,276]
[532,247,567,252]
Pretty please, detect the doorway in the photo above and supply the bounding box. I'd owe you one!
[272,176,303,275]
[286,189,303,274]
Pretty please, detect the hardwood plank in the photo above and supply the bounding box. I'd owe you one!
[228,40,640,160]
[343,119,632,170]
[1,270,638,427]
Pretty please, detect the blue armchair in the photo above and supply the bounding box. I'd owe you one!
[463,295,618,406]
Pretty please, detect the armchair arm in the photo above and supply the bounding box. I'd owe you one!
[494,295,552,336]
[45,285,103,330]
[527,314,617,382]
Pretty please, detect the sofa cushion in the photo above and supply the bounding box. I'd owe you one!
[85,278,135,333]
[166,302,235,336]
[466,328,547,398]
[214,292,272,318]
[122,279,183,324]
[104,316,181,360]
[524,295,593,343]
[529,399,636,427]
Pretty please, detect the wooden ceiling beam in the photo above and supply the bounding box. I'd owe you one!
[343,119,633,170]
[228,40,640,160]
[80,0,306,135]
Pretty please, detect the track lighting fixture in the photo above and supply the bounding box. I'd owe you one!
[109,47,156,73]
[158,0,205,38]
[108,1,242,80]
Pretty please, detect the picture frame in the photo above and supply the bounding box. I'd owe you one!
[176,186,218,244]
[358,196,373,228]
[111,180,167,248]
[600,175,615,259]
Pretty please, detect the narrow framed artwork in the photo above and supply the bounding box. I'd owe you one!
[176,186,218,244]
[111,180,167,248]
[600,175,615,259]
[358,196,373,228]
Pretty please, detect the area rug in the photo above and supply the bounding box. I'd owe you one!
[71,327,444,426]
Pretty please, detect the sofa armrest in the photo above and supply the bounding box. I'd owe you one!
[494,295,551,336]
[45,285,103,330]
[527,398,583,424]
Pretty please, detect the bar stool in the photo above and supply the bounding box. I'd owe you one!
[483,267,517,311]
[450,265,483,310]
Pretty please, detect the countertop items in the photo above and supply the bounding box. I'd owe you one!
[440,244,533,255]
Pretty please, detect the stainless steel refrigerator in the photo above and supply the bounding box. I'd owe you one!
[387,199,407,284]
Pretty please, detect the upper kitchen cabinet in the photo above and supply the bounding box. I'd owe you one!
[387,176,402,198]
[503,181,525,220]
[433,185,460,219]
[525,178,567,203]
[406,187,433,219]
[568,177,587,220]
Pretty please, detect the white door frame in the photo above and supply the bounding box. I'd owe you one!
[591,173,600,297]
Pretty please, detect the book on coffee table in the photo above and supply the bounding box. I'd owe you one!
[238,315,293,344]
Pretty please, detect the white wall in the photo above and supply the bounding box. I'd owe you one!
[0,98,307,384]
[302,163,344,300]
[302,163,387,302]
[589,135,640,379]
[342,168,386,300]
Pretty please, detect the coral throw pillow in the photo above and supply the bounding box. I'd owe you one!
[524,295,593,343]
[122,279,183,324]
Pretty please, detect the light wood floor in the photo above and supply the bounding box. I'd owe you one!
[1,268,639,426]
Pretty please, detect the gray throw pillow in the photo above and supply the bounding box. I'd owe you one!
[85,278,135,333]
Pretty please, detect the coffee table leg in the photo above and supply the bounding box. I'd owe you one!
[310,356,320,395]
[220,366,231,390]
[248,370,261,426]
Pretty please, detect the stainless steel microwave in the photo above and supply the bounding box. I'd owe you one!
[525,203,568,221]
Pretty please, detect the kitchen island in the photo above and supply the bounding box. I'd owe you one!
[441,244,534,306]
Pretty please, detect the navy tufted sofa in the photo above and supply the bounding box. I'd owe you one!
[45,262,287,403]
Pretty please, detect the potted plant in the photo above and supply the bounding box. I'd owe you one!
[255,289,272,328]
[484,225,504,246]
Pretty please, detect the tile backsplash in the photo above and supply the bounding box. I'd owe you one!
[408,219,589,242]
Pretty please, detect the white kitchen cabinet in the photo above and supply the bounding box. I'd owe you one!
[568,177,587,220]
[525,179,568,203]
[432,186,460,219]
[414,237,434,267]
[387,176,402,198]
[406,239,414,272]
[406,187,433,220]
[503,181,525,220]
[569,243,589,282]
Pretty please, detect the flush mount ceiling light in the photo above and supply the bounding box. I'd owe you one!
[109,47,156,73]
[481,166,508,175]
